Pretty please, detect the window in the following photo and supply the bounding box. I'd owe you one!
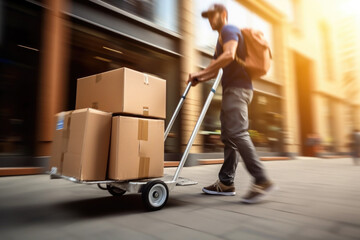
[320,22,334,81]
[101,0,179,33]
[290,0,303,32]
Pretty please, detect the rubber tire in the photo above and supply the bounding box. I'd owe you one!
[142,180,169,211]
[107,185,126,197]
[97,183,107,190]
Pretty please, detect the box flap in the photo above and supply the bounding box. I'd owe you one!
[123,68,166,119]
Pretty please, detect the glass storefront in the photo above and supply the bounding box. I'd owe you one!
[249,92,283,152]
[0,0,43,156]
[0,0,182,161]
[200,87,283,153]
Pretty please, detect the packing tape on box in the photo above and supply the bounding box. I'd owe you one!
[95,74,102,83]
[138,119,150,178]
[62,111,72,153]
[143,74,149,85]
[143,107,149,116]
[92,102,99,109]
[138,119,148,141]
[138,157,150,178]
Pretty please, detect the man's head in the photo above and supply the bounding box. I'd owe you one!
[201,3,228,31]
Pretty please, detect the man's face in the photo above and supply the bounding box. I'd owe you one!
[207,11,223,31]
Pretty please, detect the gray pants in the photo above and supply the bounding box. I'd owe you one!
[219,87,268,185]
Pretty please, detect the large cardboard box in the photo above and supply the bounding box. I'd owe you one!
[49,111,72,175]
[109,116,164,181]
[50,108,112,180]
[76,67,166,119]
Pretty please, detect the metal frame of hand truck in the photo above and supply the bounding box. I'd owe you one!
[50,69,223,211]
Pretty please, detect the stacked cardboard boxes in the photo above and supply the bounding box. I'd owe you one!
[49,67,166,181]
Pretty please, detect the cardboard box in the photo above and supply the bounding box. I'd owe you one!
[50,108,112,180]
[62,108,112,180]
[49,111,72,175]
[76,67,166,119]
[109,116,164,181]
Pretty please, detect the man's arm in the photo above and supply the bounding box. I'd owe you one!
[187,40,238,86]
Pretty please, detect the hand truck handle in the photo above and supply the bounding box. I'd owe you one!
[164,81,192,141]
[172,69,223,182]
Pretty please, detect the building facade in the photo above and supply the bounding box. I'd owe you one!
[1,0,359,170]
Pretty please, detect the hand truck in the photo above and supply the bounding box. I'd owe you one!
[50,69,223,211]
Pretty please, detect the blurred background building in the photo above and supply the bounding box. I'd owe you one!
[0,0,359,171]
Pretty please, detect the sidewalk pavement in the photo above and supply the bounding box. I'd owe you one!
[1,157,360,240]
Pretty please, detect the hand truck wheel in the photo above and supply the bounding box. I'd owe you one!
[107,184,126,197]
[142,180,169,211]
[97,183,107,190]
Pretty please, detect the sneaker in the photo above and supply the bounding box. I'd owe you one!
[202,180,236,196]
[241,180,276,204]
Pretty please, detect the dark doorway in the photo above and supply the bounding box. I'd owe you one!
[0,0,43,157]
[293,52,315,156]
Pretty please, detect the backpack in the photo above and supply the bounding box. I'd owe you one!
[219,28,272,80]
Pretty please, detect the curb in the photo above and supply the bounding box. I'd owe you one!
[0,167,45,177]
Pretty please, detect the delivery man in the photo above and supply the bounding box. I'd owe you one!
[187,3,276,204]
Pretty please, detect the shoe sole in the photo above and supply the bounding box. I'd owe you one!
[202,188,236,196]
[241,185,278,204]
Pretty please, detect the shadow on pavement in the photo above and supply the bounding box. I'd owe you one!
[0,194,189,229]
[58,194,145,215]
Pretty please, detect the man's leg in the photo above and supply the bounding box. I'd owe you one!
[201,104,238,196]
[218,137,239,186]
[232,132,267,184]
[221,88,268,184]
[202,143,237,195]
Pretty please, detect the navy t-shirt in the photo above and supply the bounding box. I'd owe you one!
[214,25,252,89]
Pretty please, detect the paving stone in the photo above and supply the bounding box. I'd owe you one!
[294,227,345,240]
[225,227,287,240]
[337,224,360,239]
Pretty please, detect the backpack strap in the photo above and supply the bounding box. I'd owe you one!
[218,32,246,67]
[235,53,246,67]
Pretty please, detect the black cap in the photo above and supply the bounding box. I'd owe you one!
[201,3,228,18]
